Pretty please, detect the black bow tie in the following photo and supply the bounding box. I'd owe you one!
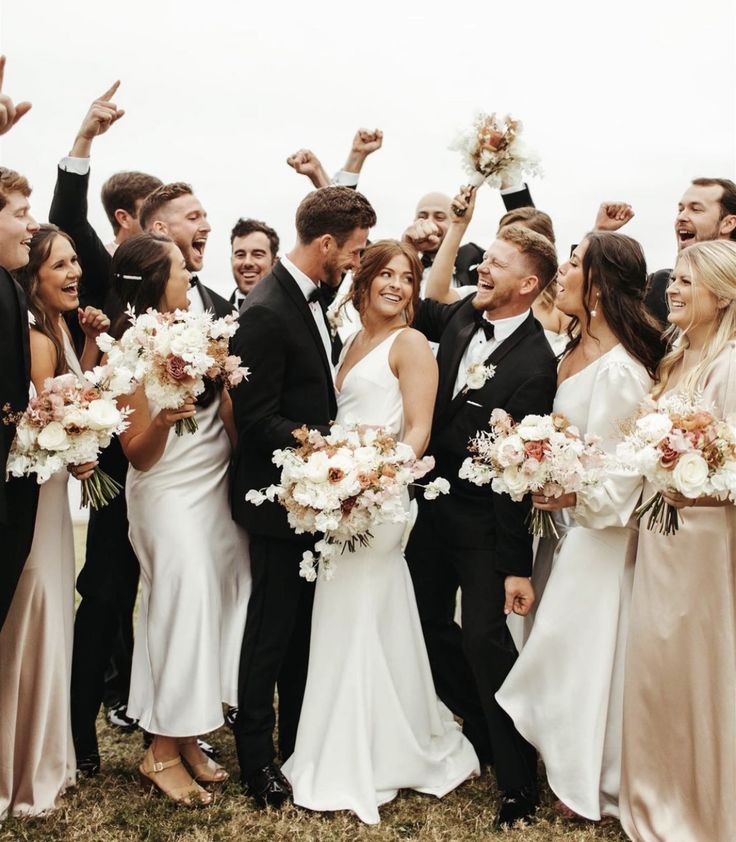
[189,274,199,290]
[307,286,324,305]
[475,312,495,340]
[420,251,435,270]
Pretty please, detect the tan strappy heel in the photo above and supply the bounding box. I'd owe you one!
[178,738,229,784]
[139,747,213,805]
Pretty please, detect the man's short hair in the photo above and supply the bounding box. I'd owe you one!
[498,206,556,245]
[692,177,736,241]
[295,186,376,246]
[0,167,31,211]
[101,171,163,235]
[230,217,280,256]
[138,182,194,232]
[497,223,559,292]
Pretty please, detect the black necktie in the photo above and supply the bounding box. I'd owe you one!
[475,311,495,340]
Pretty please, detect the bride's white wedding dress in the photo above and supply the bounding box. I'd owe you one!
[282,329,478,825]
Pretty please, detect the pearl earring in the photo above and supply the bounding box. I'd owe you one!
[590,292,599,318]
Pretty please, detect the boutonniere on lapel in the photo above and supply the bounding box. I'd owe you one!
[464,362,496,393]
[326,308,344,339]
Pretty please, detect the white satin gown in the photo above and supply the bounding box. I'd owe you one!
[126,391,251,736]
[496,344,651,820]
[282,329,479,824]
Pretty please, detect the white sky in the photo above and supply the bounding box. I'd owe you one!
[1,0,735,297]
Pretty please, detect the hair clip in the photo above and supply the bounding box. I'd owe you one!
[115,273,143,281]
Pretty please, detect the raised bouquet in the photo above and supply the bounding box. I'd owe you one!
[98,307,249,436]
[616,393,736,535]
[449,111,542,195]
[246,423,450,580]
[4,366,133,508]
[459,409,605,538]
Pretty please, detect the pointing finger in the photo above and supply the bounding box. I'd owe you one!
[99,80,120,101]
[0,55,5,92]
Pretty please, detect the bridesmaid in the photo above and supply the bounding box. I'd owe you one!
[620,240,736,842]
[0,225,105,818]
[495,232,665,821]
[111,233,251,806]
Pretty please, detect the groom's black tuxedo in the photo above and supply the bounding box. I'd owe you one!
[0,268,39,630]
[230,259,339,775]
[407,295,556,794]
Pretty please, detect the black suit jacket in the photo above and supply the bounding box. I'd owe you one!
[230,261,338,539]
[414,297,557,576]
[49,165,232,328]
[0,268,33,524]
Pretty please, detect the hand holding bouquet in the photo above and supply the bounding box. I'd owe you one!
[616,393,736,535]
[449,112,542,201]
[98,307,249,436]
[4,366,133,508]
[247,423,449,580]
[459,409,605,538]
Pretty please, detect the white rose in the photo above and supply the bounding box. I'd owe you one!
[303,451,330,484]
[13,423,37,451]
[86,399,122,431]
[498,465,530,500]
[37,421,70,451]
[516,415,554,441]
[636,412,673,444]
[671,451,709,499]
[62,407,87,430]
[424,477,450,499]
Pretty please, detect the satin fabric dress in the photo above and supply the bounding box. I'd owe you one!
[0,334,81,819]
[282,330,479,824]
[126,391,251,736]
[620,342,736,842]
[497,344,651,820]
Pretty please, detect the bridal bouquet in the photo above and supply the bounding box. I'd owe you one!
[616,393,736,535]
[4,367,133,508]
[449,111,542,193]
[459,409,605,538]
[98,307,248,436]
[246,423,449,580]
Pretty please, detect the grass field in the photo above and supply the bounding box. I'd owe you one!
[0,526,629,842]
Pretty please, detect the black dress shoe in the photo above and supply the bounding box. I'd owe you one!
[242,763,292,809]
[494,787,539,829]
[77,752,101,777]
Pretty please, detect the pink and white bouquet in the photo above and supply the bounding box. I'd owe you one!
[616,393,736,535]
[450,112,542,192]
[98,307,248,436]
[4,367,133,508]
[246,423,449,580]
[459,409,605,538]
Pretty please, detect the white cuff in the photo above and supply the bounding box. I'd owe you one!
[59,156,91,176]
[500,183,526,195]
[332,170,359,187]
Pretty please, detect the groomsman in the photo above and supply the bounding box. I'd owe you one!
[0,59,38,630]
[407,218,558,828]
[230,186,376,807]
[229,218,279,309]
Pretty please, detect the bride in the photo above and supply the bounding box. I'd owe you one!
[282,239,479,824]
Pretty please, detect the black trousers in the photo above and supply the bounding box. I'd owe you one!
[234,533,314,776]
[70,441,139,758]
[0,476,38,632]
[405,506,537,794]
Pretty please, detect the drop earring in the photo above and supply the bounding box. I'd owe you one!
[590,292,599,318]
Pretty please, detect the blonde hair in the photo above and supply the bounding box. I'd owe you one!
[652,240,736,398]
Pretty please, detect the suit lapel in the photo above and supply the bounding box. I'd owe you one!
[4,269,32,388]
[436,307,478,412]
[274,263,336,405]
[442,311,536,424]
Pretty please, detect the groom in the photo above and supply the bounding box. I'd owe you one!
[230,186,376,807]
[407,223,558,828]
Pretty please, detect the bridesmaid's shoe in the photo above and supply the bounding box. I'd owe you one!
[138,748,213,806]
[552,799,587,821]
[179,738,229,784]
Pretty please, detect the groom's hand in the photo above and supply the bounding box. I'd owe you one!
[504,576,535,617]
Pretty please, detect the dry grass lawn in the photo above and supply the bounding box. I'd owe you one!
[0,525,629,842]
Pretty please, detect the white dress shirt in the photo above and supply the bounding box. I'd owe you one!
[280,255,333,373]
[453,309,530,397]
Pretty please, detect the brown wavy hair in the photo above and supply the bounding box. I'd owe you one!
[344,239,422,324]
[13,224,76,376]
[564,232,666,378]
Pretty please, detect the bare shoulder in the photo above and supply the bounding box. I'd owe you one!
[391,326,437,377]
[393,326,433,355]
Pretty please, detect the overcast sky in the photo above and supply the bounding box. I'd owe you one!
[1,0,735,297]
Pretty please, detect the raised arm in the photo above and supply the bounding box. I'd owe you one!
[423,186,477,304]
[286,148,331,189]
[339,128,383,180]
[0,55,31,135]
